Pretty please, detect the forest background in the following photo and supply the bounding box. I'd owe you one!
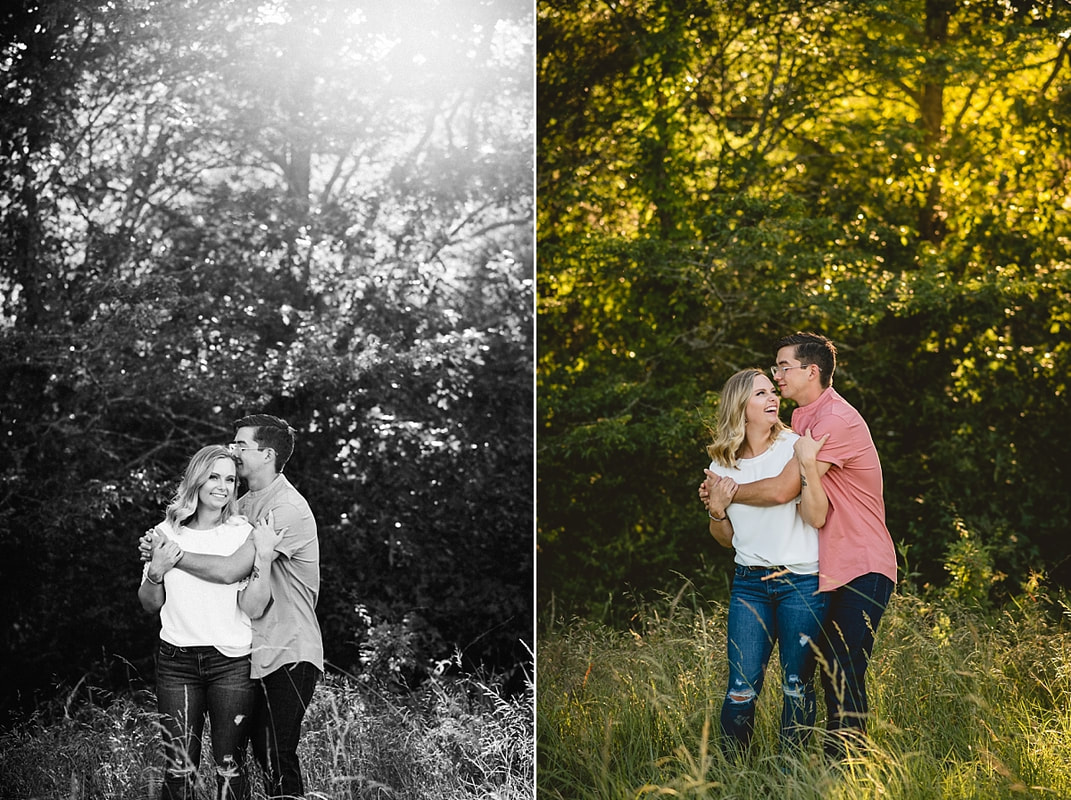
[0,0,533,727]
[538,0,1071,621]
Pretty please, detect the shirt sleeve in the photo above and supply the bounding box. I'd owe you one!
[806,411,857,469]
[270,501,316,560]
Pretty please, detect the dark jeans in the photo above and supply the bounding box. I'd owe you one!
[251,661,320,799]
[155,641,255,800]
[819,572,895,759]
[720,566,828,755]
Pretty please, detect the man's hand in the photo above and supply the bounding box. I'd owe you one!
[138,527,158,563]
[794,428,829,466]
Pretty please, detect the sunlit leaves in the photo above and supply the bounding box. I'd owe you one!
[0,0,533,705]
[539,0,1071,618]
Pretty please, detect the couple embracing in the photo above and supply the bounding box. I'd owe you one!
[138,414,323,800]
[699,332,897,761]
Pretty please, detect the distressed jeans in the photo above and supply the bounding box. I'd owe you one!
[155,641,255,800]
[251,661,320,799]
[819,571,895,759]
[720,566,828,756]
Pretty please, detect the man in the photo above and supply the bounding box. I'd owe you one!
[145,414,324,797]
[702,333,897,758]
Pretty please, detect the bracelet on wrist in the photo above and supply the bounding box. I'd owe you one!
[145,572,164,585]
[708,510,728,522]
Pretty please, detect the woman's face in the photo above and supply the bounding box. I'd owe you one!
[744,373,780,427]
[197,456,237,512]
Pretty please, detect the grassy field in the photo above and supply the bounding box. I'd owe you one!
[0,669,532,800]
[537,580,1071,800]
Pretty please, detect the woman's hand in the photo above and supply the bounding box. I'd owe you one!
[147,531,183,582]
[698,470,731,504]
[252,510,284,559]
[794,428,829,466]
[702,469,737,517]
[702,473,736,516]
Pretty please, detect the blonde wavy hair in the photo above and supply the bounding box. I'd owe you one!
[163,445,240,529]
[706,368,787,469]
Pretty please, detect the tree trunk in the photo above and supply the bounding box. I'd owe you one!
[918,0,954,242]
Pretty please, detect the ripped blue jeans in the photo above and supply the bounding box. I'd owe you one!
[720,566,828,755]
[155,641,255,800]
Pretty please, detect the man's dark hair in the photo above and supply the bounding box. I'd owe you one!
[776,332,837,389]
[234,414,296,471]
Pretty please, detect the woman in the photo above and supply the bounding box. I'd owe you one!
[700,368,828,757]
[138,444,268,800]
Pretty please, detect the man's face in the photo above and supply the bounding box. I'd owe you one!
[772,345,810,401]
[230,426,269,479]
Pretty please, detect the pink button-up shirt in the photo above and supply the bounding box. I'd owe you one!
[791,387,897,592]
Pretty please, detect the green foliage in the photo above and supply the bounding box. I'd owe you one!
[941,516,1001,608]
[538,0,1071,619]
[538,583,1071,799]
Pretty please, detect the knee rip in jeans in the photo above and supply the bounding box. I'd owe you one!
[164,762,197,780]
[726,687,756,704]
[782,674,805,700]
[216,754,240,779]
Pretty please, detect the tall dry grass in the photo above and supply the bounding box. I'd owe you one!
[537,581,1071,799]
[0,669,533,800]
